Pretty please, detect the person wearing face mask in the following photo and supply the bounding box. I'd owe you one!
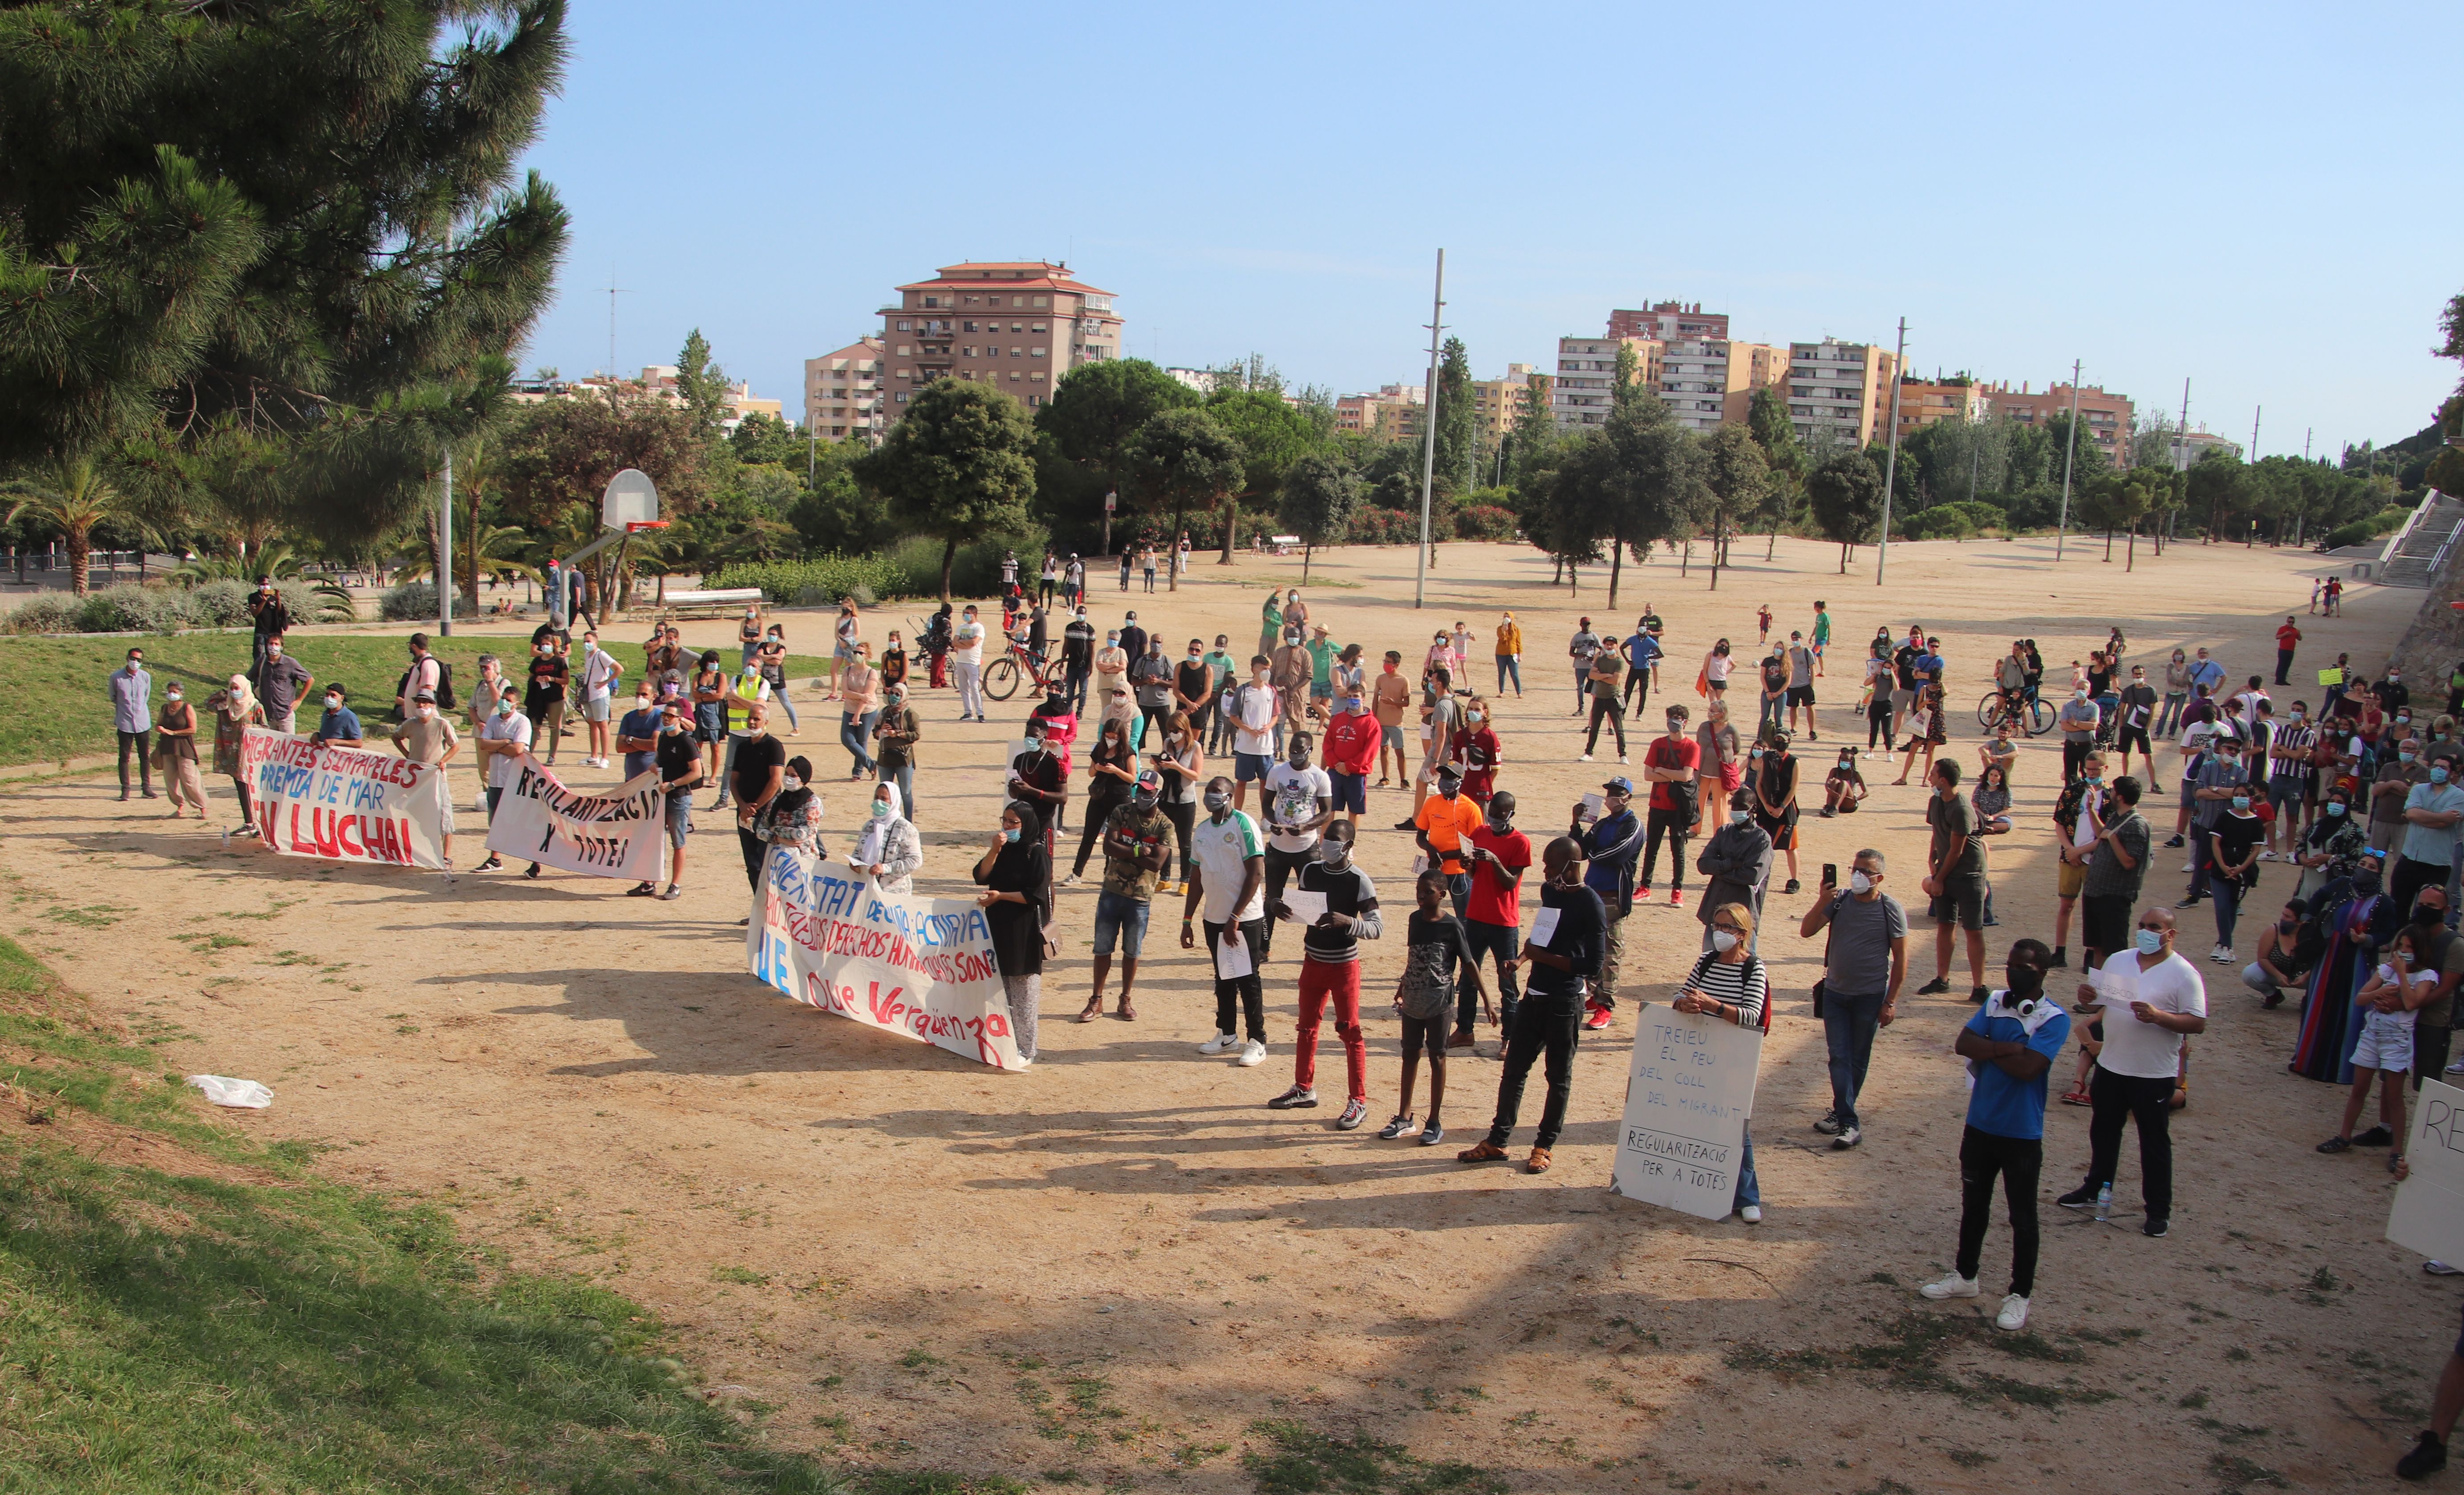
[2054,680,2103,786]
[1822,747,1868,816]
[2320,921,2438,1174]
[1494,611,1524,697]
[2206,779,2266,962]
[202,675,264,836]
[2157,648,2192,738]
[2178,727,2253,908]
[748,750,823,889]
[1264,820,1383,1127]
[727,702,788,895]
[973,800,1050,1063]
[1059,607,1097,716]
[838,643,879,781]
[1459,790,1532,1048]
[1669,902,1772,1219]
[1458,837,1605,1176]
[616,685,661,783]
[1305,625,1340,715]
[1451,696,1501,809]
[2394,756,2464,924]
[1270,627,1313,748]
[1066,718,1139,886]
[1568,617,1603,715]
[1005,721,1067,855]
[2397,887,2464,1088]
[246,574,290,672]
[1227,655,1283,815]
[2377,667,2413,721]
[520,637,569,768]
[2293,783,2367,904]
[1695,789,1774,958]
[1173,638,1216,745]
[2060,909,2207,1237]
[1620,616,1660,715]
[1319,689,1378,835]
[1386,869,1492,1145]
[1921,937,2067,1331]
[1889,666,1947,787]
[1751,731,1803,895]
[1186,776,1271,1067]
[1636,709,1701,905]
[636,698,704,898]
[1149,710,1203,890]
[387,688,460,870]
[580,629,624,767]
[2049,751,2110,968]
[2243,899,2314,1009]
[1091,623,1129,715]
[246,633,314,735]
[2076,775,2151,974]
[2113,665,2160,788]
[1260,734,1335,956]
[470,689,536,875]
[2187,646,2226,704]
[1371,650,1414,788]
[1799,850,1907,1151]
[154,676,205,818]
[2263,699,2318,858]
[1130,634,1175,745]
[870,683,922,825]
[1077,767,1171,1025]
[1581,643,1629,764]
[949,605,988,721]
[1915,759,1991,1004]
[109,646,157,802]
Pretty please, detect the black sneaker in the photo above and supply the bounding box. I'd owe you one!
[2357,1124,2396,1148]
[2050,947,2067,968]
[2056,1184,2099,1209]
[2400,1432,2450,1480]
[2142,1217,2169,1238]
[1916,977,1950,995]
[1813,1111,1843,1136]
[1377,1113,1416,1140]
[1783,878,1801,894]
[2162,834,2185,848]
[1970,986,1991,1004]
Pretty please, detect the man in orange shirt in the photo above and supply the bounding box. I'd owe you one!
[1414,764,1487,918]
[2275,617,2302,687]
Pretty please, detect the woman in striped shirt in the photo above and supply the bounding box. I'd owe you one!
[1674,902,1769,1223]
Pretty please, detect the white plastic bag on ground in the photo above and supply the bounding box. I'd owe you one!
[186,1075,273,1109]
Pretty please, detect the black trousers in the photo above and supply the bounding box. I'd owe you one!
[2061,738,2093,783]
[2275,648,2293,686]
[1261,844,1313,957]
[1867,699,1892,749]
[117,728,152,792]
[1956,1125,2042,1296]
[1204,917,1268,1040]
[1484,991,1582,1150]
[1585,696,1627,756]
[2083,1064,2175,1219]
[738,827,765,888]
[1639,805,1689,890]
[1622,668,1650,712]
[1160,800,1195,878]
[1073,789,1128,876]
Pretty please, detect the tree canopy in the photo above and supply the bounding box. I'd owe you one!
[1277,453,1358,582]
[855,380,1037,599]
[1123,408,1243,588]
[1807,449,1885,572]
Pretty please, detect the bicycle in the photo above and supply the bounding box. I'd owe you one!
[1975,688,2051,737]
[981,637,1060,702]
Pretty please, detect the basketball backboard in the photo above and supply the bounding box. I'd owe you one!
[602,469,659,530]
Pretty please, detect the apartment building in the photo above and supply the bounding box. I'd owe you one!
[1979,381,2135,464]
[1553,336,1662,428]
[1470,364,1540,442]
[1609,302,1730,343]
[1337,384,1425,441]
[1877,378,1989,445]
[804,337,885,442]
[879,261,1122,417]
[1787,338,1901,448]
[1655,339,1793,433]
[2172,429,2244,468]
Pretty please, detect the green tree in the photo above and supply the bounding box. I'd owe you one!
[1036,360,1200,546]
[2184,449,2245,547]
[673,329,730,446]
[1121,409,1244,592]
[1612,343,1643,412]
[857,380,1037,600]
[0,1,570,542]
[2081,467,2174,570]
[2,454,126,595]
[498,388,713,607]
[1431,337,1475,499]
[1598,396,1704,608]
[1512,432,1610,589]
[1277,453,1359,582]
[1701,424,1771,589]
[1744,386,1806,557]
[1204,388,1321,560]
[1807,449,1885,574]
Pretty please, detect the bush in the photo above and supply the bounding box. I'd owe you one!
[186,578,255,627]
[1941,500,2006,532]
[1453,504,1520,541]
[712,555,909,607]
[3,593,87,634]
[380,581,439,622]
[76,584,192,633]
[1902,508,1974,541]
[2001,485,2064,530]
[1345,507,1418,545]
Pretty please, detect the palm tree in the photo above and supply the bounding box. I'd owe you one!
[4,456,126,596]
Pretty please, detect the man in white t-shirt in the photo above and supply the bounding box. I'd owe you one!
[1183,776,1270,1065]
[950,605,987,721]
[580,630,622,769]
[471,693,536,875]
[1229,655,1282,813]
[1260,731,1334,955]
[2058,906,2207,1237]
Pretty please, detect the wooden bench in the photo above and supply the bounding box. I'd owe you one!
[655,587,766,621]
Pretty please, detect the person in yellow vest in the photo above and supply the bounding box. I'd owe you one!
[712,663,773,811]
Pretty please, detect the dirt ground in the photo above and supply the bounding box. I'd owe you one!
[1,533,2442,1493]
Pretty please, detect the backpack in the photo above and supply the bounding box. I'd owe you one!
[393,657,456,715]
[1682,950,1772,1033]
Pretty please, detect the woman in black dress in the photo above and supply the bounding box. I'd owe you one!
[974,799,1050,1063]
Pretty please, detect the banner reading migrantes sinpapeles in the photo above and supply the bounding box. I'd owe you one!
[745,844,1028,1070]
[240,727,449,869]
[482,754,666,881]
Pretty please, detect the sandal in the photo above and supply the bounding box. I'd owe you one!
[2059,1088,2092,1107]
[1074,1000,1104,1024]
[1456,1139,1509,1164]
[2317,1135,2353,1154]
[1115,1002,1137,1022]
[1525,1146,1552,1175]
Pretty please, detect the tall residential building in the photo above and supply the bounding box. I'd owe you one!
[1979,381,2136,465]
[1609,302,1730,343]
[1337,383,1424,441]
[804,337,885,443]
[1553,336,1662,428]
[1877,378,1989,446]
[1657,339,1793,433]
[879,260,1121,417]
[1787,338,1901,448]
[2172,429,2244,468]
[1470,364,1540,442]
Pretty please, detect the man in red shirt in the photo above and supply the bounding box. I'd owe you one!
[1637,703,1704,900]
[1319,686,1381,833]
[1455,789,1532,1050]
[2275,617,2302,687]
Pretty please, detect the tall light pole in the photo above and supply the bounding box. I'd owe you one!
[1413,249,1446,610]
[438,448,454,638]
[1874,318,1907,586]
[2053,360,2082,559]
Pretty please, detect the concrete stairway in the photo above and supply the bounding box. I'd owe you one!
[2382,494,2464,588]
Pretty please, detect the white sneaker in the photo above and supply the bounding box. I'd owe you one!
[1618,755,1629,765]
[1919,1271,1980,1300]
[1237,1039,1268,1067]
[1995,1293,2031,1331]
[1738,1204,1762,1224]
[1197,1031,1239,1055]
[1577,753,1593,763]
[2445,1055,2464,1074]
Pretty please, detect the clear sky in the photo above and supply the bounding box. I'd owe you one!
[515,1,2463,459]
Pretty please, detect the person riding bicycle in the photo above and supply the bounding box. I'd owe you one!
[1994,642,2029,724]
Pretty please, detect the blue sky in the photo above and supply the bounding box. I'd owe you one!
[515,1,2462,458]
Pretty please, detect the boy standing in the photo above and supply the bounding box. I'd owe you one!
[1382,870,1491,1147]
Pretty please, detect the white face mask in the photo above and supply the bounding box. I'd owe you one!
[324,697,342,711]
[1849,871,1874,894]
[782,775,802,792]
[1710,929,1741,953]
[415,705,435,719]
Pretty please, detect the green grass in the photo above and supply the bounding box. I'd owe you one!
[1239,1419,1507,1495]
[0,931,863,1493]
[1722,1311,2114,1410]
[0,633,830,771]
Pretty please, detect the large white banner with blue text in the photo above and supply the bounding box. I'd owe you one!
[745,845,1028,1070]
[241,727,448,870]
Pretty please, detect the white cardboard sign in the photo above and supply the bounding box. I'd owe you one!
[1609,1002,1763,1220]
[2390,1079,2464,1263]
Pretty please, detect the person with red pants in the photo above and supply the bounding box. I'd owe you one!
[1265,820,1383,1130]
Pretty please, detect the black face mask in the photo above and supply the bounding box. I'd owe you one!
[2418,904,2446,927]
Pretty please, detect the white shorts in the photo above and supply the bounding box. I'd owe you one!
[2353,1010,2416,1074]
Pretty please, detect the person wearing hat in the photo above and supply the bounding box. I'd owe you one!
[388,687,461,869]
[1570,776,1643,1029]
[1306,623,1339,713]
[1080,767,1174,1023]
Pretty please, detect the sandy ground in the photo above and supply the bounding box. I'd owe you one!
[0,533,2441,1492]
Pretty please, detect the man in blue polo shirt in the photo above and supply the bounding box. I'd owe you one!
[1621,619,1661,714]
[1919,937,2069,1333]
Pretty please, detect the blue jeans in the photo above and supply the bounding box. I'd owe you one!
[885,760,914,823]
[1496,656,1522,694]
[1733,1120,1761,1210]
[1463,917,1523,1031]
[841,710,877,774]
[1821,988,1889,1131]
[1445,871,1472,920]
[2211,874,2241,948]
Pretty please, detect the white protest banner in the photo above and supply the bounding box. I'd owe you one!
[1609,1002,1763,1220]
[746,845,1027,1070]
[240,727,448,869]
[2390,1078,2464,1262]
[482,755,666,881]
